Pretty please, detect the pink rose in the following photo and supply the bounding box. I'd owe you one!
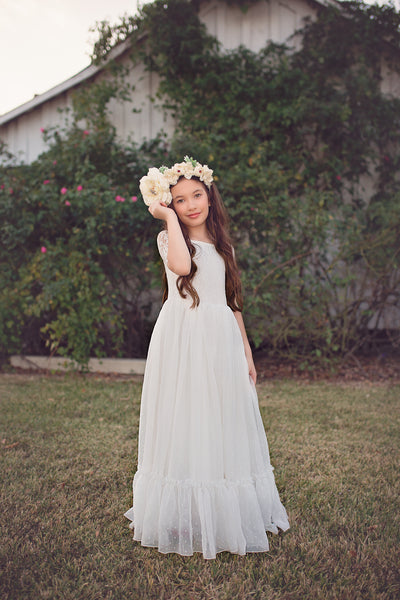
[60,187,67,195]
[115,195,125,202]
[43,180,50,185]
[41,246,47,253]
[131,196,138,202]
[83,130,89,136]
[9,188,13,194]
[0,184,4,189]
[76,185,83,191]
[336,175,342,181]
[65,200,71,206]
[40,128,45,133]
[53,160,57,165]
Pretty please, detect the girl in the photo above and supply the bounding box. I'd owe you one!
[124,157,289,559]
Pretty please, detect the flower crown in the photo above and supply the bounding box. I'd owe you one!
[139,156,214,206]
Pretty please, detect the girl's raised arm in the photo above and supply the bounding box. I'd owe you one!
[148,201,191,276]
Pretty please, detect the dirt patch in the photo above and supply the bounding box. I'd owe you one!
[254,352,400,383]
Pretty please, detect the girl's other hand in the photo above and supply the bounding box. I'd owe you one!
[248,361,257,386]
[246,350,257,385]
[148,201,173,221]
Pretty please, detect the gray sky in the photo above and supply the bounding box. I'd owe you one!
[0,0,398,116]
[0,0,141,115]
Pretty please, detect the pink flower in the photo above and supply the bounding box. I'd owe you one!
[53,160,57,165]
[76,185,83,191]
[131,196,138,202]
[0,184,4,189]
[60,187,68,195]
[65,200,71,206]
[41,246,47,253]
[336,175,342,181]
[83,130,89,136]
[384,155,390,163]
[9,188,13,194]
[40,128,45,133]
[115,195,125,202]
[43,180,50,185]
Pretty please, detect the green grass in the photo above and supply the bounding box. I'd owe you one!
[1,374,399,600]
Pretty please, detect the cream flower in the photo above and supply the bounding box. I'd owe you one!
[194,164,213,187]
[177,161,194,179]
[163,168,180,186]
[139,168,172,206]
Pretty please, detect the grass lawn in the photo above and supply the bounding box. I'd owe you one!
[0,374,399,600]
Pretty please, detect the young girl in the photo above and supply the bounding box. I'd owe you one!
[124,157,289,559]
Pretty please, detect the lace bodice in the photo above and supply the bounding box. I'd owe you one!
[157,230,227,306]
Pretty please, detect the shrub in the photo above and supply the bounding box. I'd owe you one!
[0,120,169,365]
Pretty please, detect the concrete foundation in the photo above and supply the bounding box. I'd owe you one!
[10,355,146,375]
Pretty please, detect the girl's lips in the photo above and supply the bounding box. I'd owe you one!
[187,212,201,218]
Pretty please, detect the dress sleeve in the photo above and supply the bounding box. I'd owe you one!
[157,230,168,264]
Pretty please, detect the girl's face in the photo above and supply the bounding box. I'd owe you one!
[171,178,210,232]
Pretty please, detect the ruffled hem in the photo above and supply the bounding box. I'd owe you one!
[124,469,289,559]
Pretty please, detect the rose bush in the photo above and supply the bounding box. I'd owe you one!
[0,121,169,366]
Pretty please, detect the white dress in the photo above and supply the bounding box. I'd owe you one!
[124,230,289,559]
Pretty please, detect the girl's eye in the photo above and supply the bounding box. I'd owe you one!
[195,193,202,198]
[175,198,184,204]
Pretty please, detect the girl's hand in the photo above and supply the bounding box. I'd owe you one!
[246,350,257,385]
[233,311,257,385]
[148,201,173,221]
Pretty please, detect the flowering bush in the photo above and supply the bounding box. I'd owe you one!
[0,120,169,366]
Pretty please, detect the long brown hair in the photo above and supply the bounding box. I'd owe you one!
[162,178,243,312]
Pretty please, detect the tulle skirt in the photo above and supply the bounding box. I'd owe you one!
[124,299,289,559]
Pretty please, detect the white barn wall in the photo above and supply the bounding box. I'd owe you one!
[107,62,175,143]
[381,57,400,97]
[1,93,71,164]
[1,86,85,165]
[199,0,312,52]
